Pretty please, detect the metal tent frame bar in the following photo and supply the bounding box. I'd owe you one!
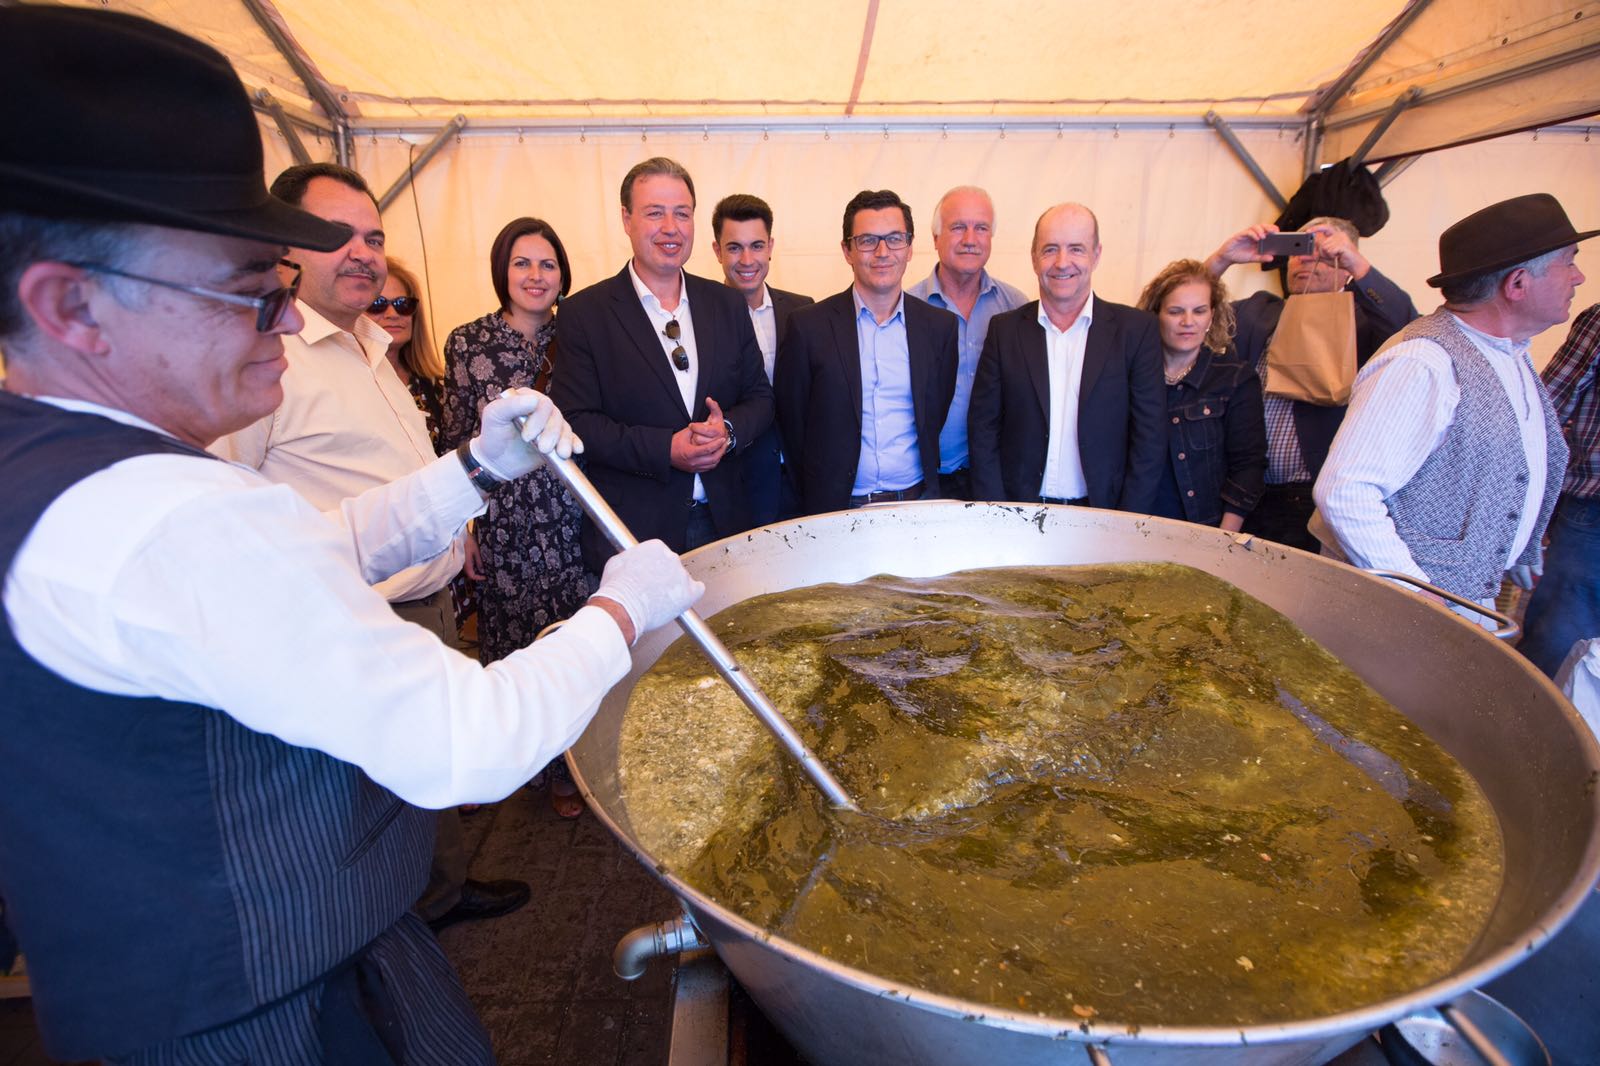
[1205,110,1289,210]
[254,90,312,165]
[239,0,350,166]
[1300,0,1435,177]
[340,113,1308,137]
[376,115,468,212]
[227,0,1589,221]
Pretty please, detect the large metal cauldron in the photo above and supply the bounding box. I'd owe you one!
[568,503,1600,1065]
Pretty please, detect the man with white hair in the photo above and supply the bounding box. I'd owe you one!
[0,7,700,1061]
[908,186,1027,500]
[1311,193,1591,618]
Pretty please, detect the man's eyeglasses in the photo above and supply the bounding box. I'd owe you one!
[368,295,419,316]
[848,231,911,253]
[68,259,301,334]
[664,319,689,372]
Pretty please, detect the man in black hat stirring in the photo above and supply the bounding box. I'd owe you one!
[0,7,701,1063]
[1309,193,1593,621]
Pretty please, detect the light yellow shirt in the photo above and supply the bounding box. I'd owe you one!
[212,301,465,601]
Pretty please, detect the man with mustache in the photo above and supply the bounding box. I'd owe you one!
[1312,194,1591,624]
[908,186,1028,501]
[967,202,1165,512]
[214,164,530,934]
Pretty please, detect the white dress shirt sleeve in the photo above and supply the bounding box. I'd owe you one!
[1312,338,1458,579]
[6,452,632,809]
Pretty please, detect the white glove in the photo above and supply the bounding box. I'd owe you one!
[470,387,581,481]
[1508,562,1542,591]
[595,540,705,641]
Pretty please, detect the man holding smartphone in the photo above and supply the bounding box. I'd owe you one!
[1205,218,1418,551]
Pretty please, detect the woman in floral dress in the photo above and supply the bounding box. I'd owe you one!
[441,218,591,817]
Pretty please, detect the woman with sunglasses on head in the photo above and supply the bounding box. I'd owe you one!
[368,259,446,448]
[441,217,591,818]
[1135,259,1267,532]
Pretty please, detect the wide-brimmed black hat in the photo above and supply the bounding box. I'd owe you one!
[1427,193,1598,288]
[0,6,349,252]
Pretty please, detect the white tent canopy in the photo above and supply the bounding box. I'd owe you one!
[69,0,1600,364]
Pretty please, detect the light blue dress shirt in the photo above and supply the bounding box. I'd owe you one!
[908,266,1028,473]
[851,289,922,495]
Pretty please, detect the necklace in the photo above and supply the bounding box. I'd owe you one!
[1164,358,1198,386]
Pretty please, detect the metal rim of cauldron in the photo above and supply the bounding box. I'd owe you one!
[569,502,1600,1051]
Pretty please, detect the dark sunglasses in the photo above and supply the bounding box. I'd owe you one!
[664,319,689,372]
[69,258,301,334]
[368,295,419,316]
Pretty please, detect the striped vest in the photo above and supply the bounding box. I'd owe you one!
[1380,312,1567,600]
[0,393,433,1060]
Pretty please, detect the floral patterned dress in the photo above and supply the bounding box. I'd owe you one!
[441,312,592,665]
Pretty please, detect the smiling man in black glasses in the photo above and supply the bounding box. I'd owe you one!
[774,188,960,515]
[551,156,774,571]
[0,8,705,1062]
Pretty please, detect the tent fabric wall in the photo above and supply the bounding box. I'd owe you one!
[260,118,1599,372]
[345,125,1307,347]
[1319,0,1600,162]
[117,0,1411,122]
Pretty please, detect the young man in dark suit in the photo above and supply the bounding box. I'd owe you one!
[711,193,814,525]
[774,189,959,516]
[967,202,1166,512]
[551,158,773,572]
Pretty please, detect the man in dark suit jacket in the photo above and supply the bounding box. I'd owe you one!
[711,193,814,525]
[1203,218,1418,550]
[551,158,772,573]
[774,189,959,516]
[968,203,1165,511]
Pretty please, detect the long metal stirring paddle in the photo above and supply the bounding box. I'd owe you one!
[541,450,861,812]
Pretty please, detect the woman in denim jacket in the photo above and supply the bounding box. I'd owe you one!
[1136,260,1267,530]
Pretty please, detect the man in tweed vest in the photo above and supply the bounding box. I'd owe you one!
[1310,194,1594,622]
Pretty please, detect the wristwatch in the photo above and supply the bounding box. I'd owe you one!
[457,440,505,492]
[723,416,737,452]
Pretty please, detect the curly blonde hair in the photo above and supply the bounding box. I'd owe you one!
[1136,259,1235,354]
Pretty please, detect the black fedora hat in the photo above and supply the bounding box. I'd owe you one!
[0,6,349,252]
[1427,193,1598,288]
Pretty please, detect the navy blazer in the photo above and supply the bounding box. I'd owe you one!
[967,296,1166,511]
[1231,267,1418,480]
[774,288,959,515]
[743,285,814,526]
[550,266,773,571]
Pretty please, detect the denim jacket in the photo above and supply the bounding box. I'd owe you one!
[1165,347,1267,525]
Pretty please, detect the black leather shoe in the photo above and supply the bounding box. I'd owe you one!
[426,878,531,933]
